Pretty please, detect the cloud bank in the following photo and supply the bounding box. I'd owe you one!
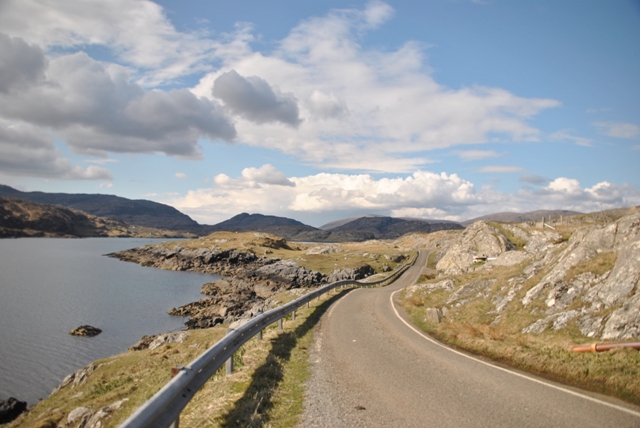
[170,165,640,225]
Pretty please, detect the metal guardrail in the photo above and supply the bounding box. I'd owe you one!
[120,253,418,428]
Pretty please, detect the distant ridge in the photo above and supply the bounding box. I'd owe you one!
[0,184,200,231]
[203,213,317,237]
[322,215,463,239]
[460,210,582,226]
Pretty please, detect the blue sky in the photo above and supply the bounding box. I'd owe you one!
[0,0,638,226]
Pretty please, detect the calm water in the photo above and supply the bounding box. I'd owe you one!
[0,238,218,405]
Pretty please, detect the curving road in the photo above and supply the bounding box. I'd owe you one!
[299,250,640,427]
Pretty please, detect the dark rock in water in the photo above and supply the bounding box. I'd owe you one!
[69,325,102,337]
[0,397,28,424]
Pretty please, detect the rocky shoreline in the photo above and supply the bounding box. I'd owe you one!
[109,236,376,330]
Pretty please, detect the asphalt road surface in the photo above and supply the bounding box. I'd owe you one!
[299,250,640,427]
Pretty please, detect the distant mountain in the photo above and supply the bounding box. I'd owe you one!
[203,213,318,238]
[322,215,463,239]
[0,197,197,238]
[460,210,582,226]
[0,185,199,231]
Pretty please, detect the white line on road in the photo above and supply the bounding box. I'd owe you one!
[389,288,640,419]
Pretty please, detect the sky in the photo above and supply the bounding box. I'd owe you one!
[0,0,638,227]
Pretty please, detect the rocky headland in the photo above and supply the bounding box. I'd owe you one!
[109,232,387,329]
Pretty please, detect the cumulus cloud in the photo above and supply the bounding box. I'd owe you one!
[519,177,639,211]
[214,164,295,188]
[0,34,236,160]
[593,122,640,139]
[175,172,187,179]
[0,119,112,180]
[168,165,640,226]
[0,33,46,93]
[0,0,218,86]
[306,90,348,120]
[170,165,492,224]
[213,70,301,127]
[190,2,560,172]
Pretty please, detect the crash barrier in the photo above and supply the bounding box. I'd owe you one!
[120,252,418,428]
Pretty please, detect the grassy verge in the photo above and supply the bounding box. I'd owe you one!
[8,289,341,428]
[399,270,640,405]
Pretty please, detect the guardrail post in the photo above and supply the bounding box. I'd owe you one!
[225,330,233,375]
[278,319,283,330]
[292,310,296,321]
[258,329,263,340]
[169,366,182,428]
[307,301,310,308]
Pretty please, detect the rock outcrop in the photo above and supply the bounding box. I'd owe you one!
[436,221,517,275]
[427,209,640,341]
[69,325,102,337]
[0,397,27,424]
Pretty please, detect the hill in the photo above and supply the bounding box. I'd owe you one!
[0,197,193,238]
[460,210,582,226]
[322,215,463,239]
[0,185,200,231]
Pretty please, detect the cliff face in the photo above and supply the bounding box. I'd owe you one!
[420,208,640,341]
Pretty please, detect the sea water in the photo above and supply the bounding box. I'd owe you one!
[0,238,218,404]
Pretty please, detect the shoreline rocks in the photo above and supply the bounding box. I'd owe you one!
[0,397,27,424]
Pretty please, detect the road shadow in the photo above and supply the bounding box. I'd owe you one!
[220,288,354,427]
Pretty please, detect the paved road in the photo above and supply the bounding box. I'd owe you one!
[299,250,640,427]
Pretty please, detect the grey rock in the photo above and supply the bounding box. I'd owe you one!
[425,307,443,324]
[148,331,189,350]
[436,221,515,275]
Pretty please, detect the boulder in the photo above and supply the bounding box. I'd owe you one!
[69,325,102,337]
[0,397,27,424]
[436,221,515,275]
[424,308,443,324]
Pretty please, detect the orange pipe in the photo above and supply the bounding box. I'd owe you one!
[570,341,640,353]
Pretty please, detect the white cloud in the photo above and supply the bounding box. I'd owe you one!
[593,122,640,139]
[169,165,640,225]
[520,177,639,210]
[190,2,560,172]
[175,172,188,179]
[0,1,562,177]
[0,34,236,160]
[477,165,524,173]
[0,0,218,86]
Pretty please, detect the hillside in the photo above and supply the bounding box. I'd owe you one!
[0,185,200,231]
[0,197,195,238]
[460,209,582,226]
[323,215,463,239]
